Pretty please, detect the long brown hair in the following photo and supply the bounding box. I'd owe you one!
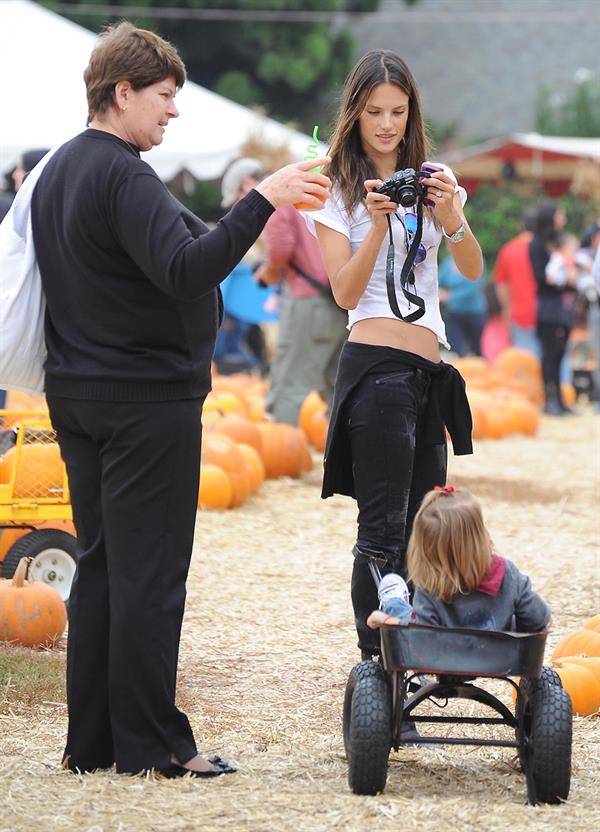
[407,489,493,603]
[326,50,432,217]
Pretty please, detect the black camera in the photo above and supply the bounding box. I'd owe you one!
[374,164,441,207]
[374,168,424,207]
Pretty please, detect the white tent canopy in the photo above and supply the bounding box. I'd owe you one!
[1,0,326,181]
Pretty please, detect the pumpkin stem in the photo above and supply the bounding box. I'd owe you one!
[13,557,33,587]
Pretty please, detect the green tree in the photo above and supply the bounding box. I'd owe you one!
[39,2,429,129]
[535,76,600,137]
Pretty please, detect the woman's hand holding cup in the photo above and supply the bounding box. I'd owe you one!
[255,158,331,210]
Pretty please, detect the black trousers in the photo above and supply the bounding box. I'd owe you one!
[537,320,570,404]
[47,396,204,774]
[341,368,447,654]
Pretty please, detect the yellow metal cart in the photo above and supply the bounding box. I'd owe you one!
[0,410,76,602]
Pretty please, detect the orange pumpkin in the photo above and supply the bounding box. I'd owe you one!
[583,614,600,633]
[257,424,307,479]
[1,392,48,428]
[561,383,577,408]
[299,390,327,440]
[481,403,510,439]
[212,415,263,456]
[0,558,67,647]
[550,660,600,716]
[556,656,600,688]
[201,433,250,508]
[506,398,540,437]
[305,409,329,452]
[198,464,232,510]
[246,394,266,422]
[552,628,600,660]
[0,443,65,497]
[237,443,266,494]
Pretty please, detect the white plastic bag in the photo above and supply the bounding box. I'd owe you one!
[0,148,57,394]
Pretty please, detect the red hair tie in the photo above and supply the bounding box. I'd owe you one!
[434,485,455,493]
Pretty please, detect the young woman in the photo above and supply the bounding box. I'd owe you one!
[528,202,575,415]
[305,50,483,658]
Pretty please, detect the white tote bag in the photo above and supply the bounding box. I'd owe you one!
[0,147,58,395]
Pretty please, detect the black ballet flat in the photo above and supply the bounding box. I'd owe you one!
[156,762,225,779]
[207,754,237,774]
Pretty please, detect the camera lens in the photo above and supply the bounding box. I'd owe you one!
[397,185,417,207]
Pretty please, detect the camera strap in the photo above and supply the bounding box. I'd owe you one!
[385,200,425,323]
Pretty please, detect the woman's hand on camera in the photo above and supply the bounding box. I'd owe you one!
[364,180,398,232]
[420,170,462,227]
[255,158,331,209]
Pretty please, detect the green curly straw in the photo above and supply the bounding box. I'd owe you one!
[305,125,321,172]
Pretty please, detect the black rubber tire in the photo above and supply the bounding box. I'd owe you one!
[526,682,572,804]
[516,667,562,771]
[343,660,391,795]
[1,529,77,604]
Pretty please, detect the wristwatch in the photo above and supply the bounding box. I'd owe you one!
[443,220,466,244]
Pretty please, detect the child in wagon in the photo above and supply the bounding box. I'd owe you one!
[367,486,550,633]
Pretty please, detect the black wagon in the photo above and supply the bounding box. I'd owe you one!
[343,566,572,805]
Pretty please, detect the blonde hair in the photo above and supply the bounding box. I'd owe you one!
[407,488,492,603]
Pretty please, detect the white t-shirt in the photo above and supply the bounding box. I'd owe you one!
[303,163,467,348]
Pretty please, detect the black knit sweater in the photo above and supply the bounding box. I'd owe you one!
[31,129,274,401]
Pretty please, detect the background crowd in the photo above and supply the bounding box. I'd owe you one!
[207,160,600,420]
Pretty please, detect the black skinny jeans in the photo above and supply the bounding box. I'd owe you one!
[341,367,447,654]
[537,320,570,403]
[47,395,204,774]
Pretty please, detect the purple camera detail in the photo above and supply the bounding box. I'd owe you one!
[418,163,443,207]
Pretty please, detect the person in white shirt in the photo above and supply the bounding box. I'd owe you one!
[304,49,483,659]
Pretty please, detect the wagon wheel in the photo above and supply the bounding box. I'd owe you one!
[515,667,562,771]
[521,681,572,805]
[343,660,392,795]
[2,529,77,604]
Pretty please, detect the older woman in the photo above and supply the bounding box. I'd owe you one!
[31,22,329,778]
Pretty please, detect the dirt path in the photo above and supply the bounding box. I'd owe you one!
[1,413,599,831]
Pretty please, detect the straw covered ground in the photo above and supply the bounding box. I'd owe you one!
[1,412,599,832]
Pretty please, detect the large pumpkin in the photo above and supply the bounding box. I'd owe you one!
[237,443,266,494]
[550,660,600,716]
[552,628,600,660]
[198,464,232,510]
[257,424,312,478]
[299,390,327,440]
[555,656,600,688]
[0,558,67,647]
[583,614,600,633]
[306,409,329,452]
[201,433,250,508]
[210,415,263,456]
[0,443,65,498]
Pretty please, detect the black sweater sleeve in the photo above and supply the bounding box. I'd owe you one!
[112,171,274,300]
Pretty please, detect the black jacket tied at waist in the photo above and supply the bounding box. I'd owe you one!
[322,341,473,499]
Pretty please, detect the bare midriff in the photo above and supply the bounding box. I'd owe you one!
[348,318,441,363]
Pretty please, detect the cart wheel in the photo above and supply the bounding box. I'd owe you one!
[516,667,562,771]
[523,682,572,805]
[2,530,77,604]
[343,660,391,795]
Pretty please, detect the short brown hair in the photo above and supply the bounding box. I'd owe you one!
[407,489,492,603]
[84,22,186,122]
